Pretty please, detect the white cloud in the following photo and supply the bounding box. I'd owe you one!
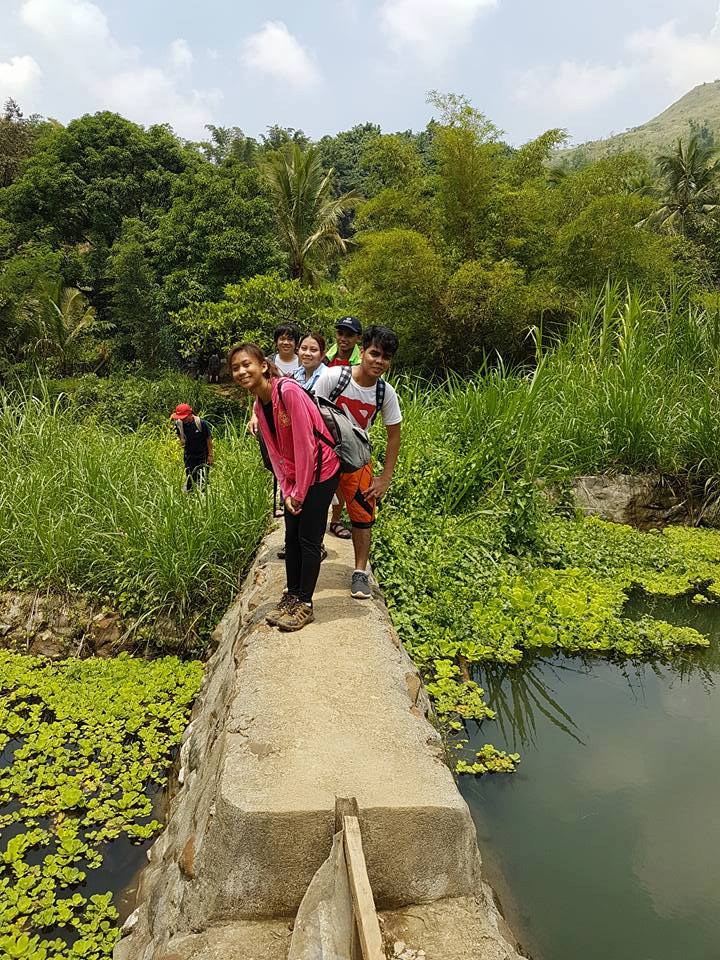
[241,21,321,89]
[169,38,193,72]
[626,13,720,93]
[100,68,220,133]
[17,0,218,136]
[379,0,497,66]
[21,0,110,44]
[515,60,630,113]
[515,5,720,120]
[0,55,42,104]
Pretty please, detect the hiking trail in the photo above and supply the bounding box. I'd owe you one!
[114,525,522,960]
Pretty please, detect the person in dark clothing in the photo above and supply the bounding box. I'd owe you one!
[207,353,221,383]
[171,403,214,491]
[229,343,340,632]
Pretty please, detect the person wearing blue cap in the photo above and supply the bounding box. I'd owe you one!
[325,316,362,368]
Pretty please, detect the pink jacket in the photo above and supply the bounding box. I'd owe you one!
[255,377,339,505]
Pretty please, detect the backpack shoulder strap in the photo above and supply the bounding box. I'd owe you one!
[193,415,202,431]
[370,379,386,427]
[329,366,352,404]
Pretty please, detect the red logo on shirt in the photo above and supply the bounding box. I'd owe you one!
[337,396,376,430]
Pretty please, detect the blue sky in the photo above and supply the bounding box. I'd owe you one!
[2,0,720,146]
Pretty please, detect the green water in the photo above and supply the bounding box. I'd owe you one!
[461,592,720,960]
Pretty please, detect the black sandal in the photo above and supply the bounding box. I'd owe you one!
[329,520,352,540]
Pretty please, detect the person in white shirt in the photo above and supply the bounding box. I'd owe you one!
[313,325,402,600]
[271,323,300,376]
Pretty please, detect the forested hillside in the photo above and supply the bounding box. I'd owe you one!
[2,89,720,375]
[558,80,720,165]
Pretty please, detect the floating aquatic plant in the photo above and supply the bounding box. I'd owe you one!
[0,652,203,959]
[374,508,718,774]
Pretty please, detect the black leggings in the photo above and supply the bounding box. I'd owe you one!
[285,470,340,604]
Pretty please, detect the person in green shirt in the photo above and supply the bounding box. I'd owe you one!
[325,316,362,368]
[325,316,362,539]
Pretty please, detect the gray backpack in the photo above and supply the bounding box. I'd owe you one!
[174,415,202,446]
[277,375,381,476]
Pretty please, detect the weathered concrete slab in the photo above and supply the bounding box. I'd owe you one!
[380,891,524,960]
[151,896,522,960]
[187,532,478,921]
[160,920,292,960]
[115,524,521,960]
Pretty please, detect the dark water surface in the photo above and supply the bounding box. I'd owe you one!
[460,592,720,960]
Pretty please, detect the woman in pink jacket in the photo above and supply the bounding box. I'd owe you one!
[229,342,340,632]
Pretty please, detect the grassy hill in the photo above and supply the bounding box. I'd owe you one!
[558,80,720,165]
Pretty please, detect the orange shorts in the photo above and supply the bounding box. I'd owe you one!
[338,462,376,528]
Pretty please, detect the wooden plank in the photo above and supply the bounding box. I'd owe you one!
[350,917,363,960]
[343,816,384,960]
[334,796,360,833]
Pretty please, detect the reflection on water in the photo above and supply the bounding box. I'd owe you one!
[480,659,586,752]
[462,590,720,960]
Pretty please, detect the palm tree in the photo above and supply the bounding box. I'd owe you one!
[647,135,720,234]
[19,280,109,374]
[623,168,658,199]
[263,143,358,285]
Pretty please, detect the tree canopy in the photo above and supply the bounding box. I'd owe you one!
[0,95,717,374]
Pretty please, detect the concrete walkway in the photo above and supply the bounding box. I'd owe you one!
[115,524,522,960]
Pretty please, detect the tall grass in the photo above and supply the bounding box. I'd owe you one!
[0,393,269,647]
[24,370,245,430]
[391,282,720,515]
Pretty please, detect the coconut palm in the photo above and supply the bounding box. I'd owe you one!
[623,168,658,199]
[19,280,109,374]
[647,135,720,234]
[263,143,358,285]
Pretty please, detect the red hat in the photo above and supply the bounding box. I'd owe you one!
[172,403,193,420]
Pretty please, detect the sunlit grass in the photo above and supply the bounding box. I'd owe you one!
[391,282,720,516]
[0,393,269,648]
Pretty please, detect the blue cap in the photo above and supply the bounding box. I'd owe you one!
[335,316,362,335]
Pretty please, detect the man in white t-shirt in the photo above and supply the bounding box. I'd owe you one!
[271,323,300,376]
[313,325,402,599]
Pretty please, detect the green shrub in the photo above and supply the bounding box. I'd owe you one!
[444,259,568,366]
[41,372,244,430]
[555,195,674,287]
[343,228,446,367]
[0,393,268,648]
[170,274,347,359]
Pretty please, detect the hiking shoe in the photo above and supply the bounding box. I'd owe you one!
[266,592,294,626]
[276,599,315,632]
[350,570,371,600]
